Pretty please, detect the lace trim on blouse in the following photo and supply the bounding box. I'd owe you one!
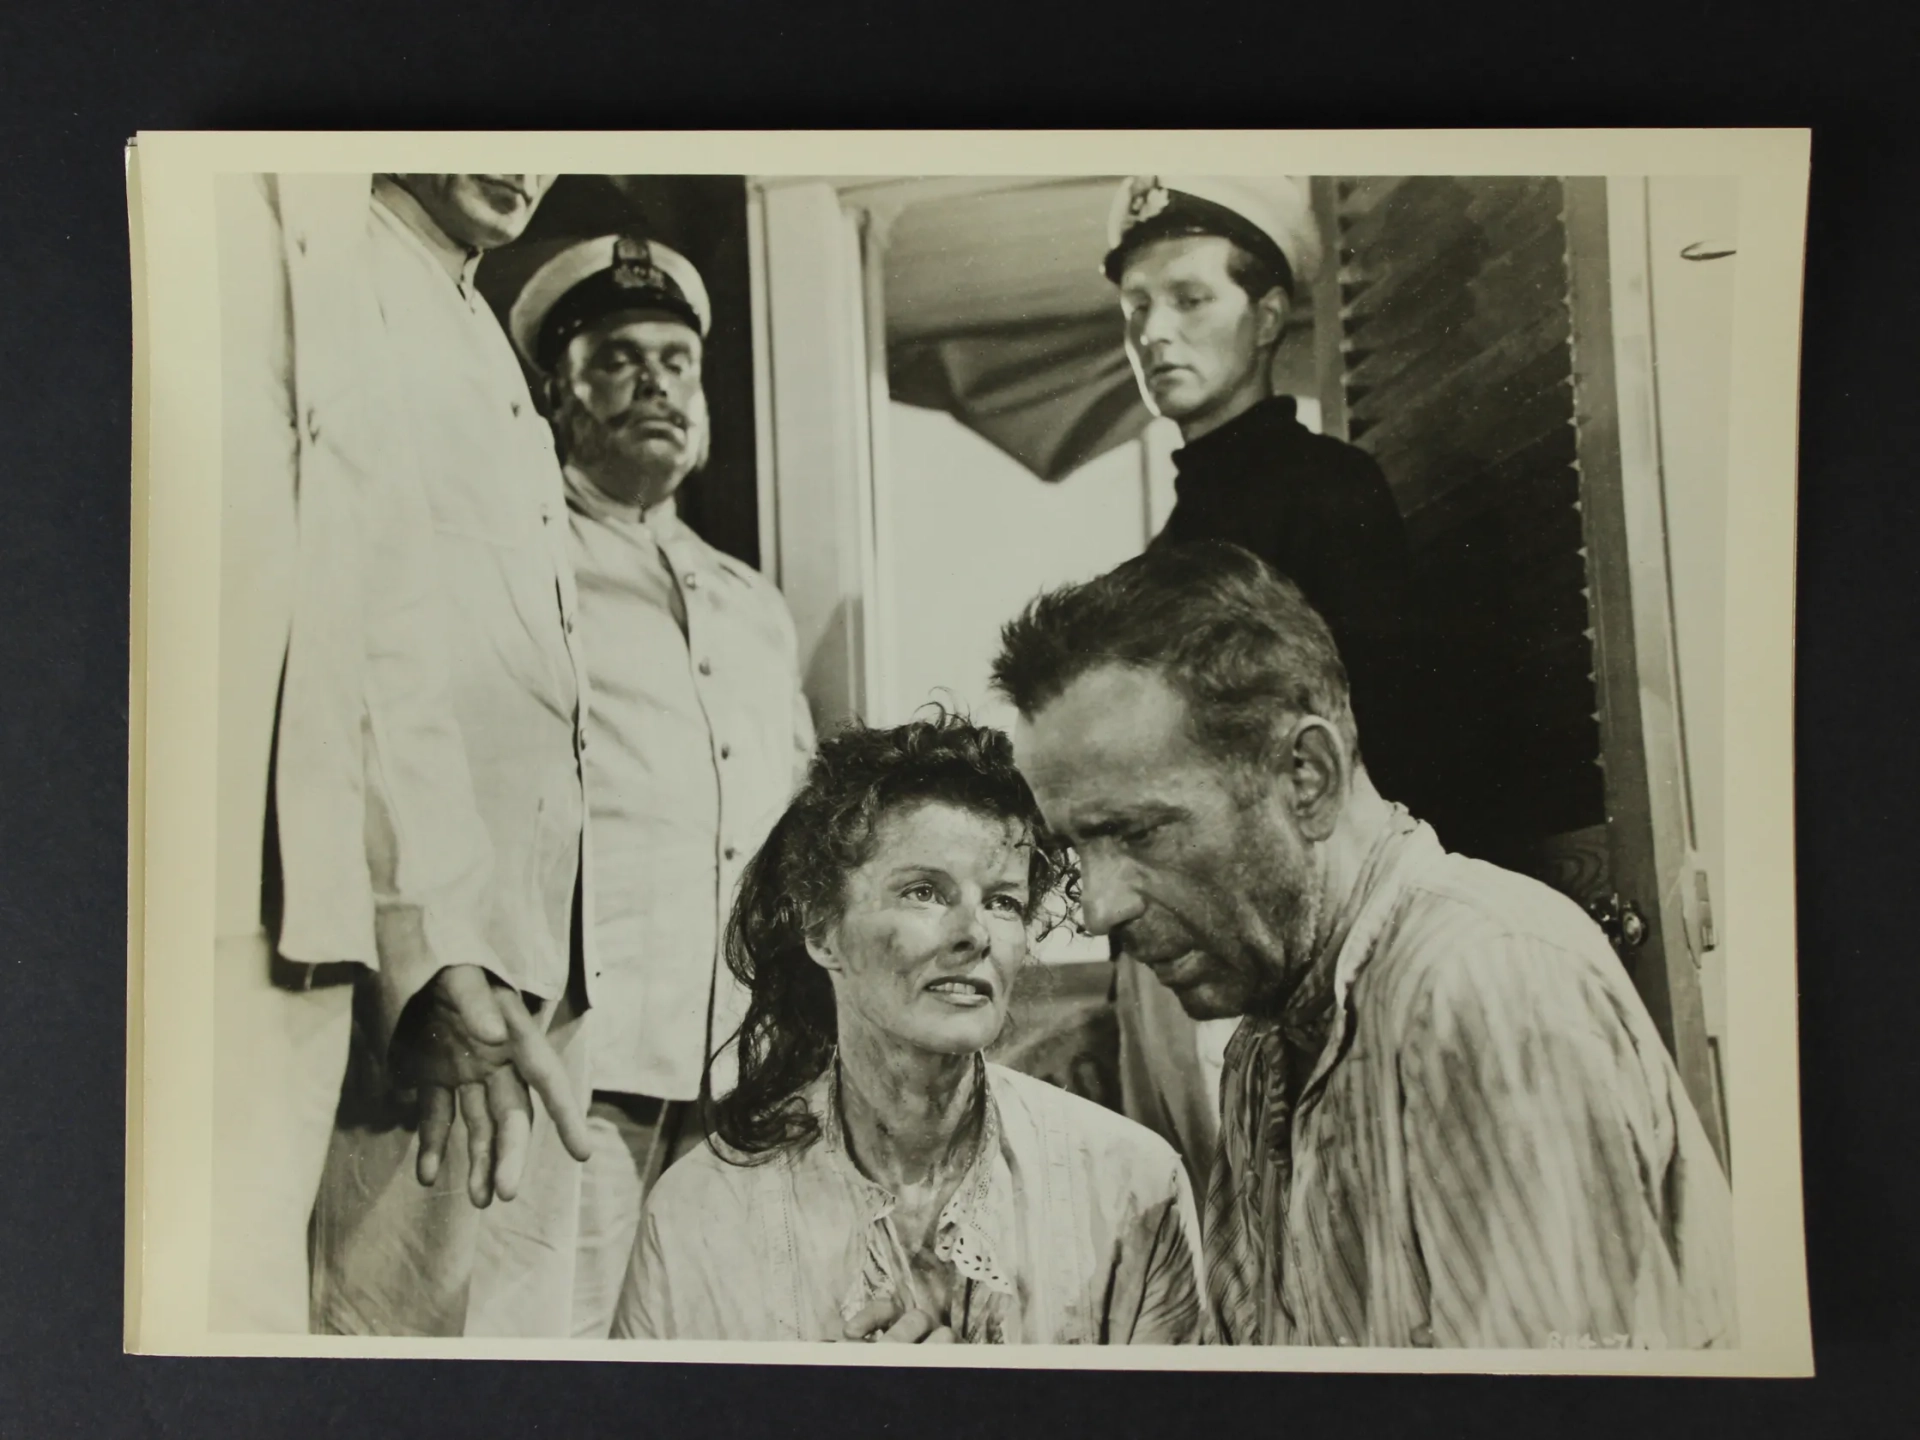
[821,1057,1016,1342]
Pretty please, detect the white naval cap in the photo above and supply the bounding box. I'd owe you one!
[508,232,712,372]
[1102,176,1322,297]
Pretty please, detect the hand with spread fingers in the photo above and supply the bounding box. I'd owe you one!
[396,963,594,1208]
[840,1296,958,1345]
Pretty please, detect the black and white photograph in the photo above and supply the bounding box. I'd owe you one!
[125,132,1810,1371]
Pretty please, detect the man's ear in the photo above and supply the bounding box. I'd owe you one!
[1288,718,1348,843]
[1254,286,1290,351]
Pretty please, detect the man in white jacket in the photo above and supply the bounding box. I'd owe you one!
[211,173,592,1335]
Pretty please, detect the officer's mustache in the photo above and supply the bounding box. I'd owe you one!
[612,403,692,436]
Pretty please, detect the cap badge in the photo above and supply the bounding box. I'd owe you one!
[611,235,666,292]
[1127,177,1172,226]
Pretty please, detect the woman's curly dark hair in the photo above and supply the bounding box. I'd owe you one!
[702,710,1074,1160]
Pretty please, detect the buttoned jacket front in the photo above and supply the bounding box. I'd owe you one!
[362,181,600,1017]
[564,471,813,1099]
[218,174,511,1049]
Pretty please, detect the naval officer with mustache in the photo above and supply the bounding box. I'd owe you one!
[508,233,816,1336]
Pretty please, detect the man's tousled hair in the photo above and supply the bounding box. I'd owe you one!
[991,541,1359,773]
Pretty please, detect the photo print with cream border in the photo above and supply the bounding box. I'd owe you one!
[126,129,1810,1373]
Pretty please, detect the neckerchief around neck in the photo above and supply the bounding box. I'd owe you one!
[1280,804,1422,1076]
[1214,804,1425,1341]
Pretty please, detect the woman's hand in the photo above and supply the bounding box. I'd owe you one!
[841,1296,957,1343]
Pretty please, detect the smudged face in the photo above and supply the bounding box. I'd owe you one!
[1119,233,1285,438]
[552,311,709,509]
[392,174,557,250]
[809,801,1035,1058]
[1014,664,1318,1020]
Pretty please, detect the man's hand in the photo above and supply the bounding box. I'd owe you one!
[397,964,594,1207]
[841,1296,957,1344]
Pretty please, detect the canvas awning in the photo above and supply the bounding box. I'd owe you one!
[879,175,1318,482]
[881,177,1145,482]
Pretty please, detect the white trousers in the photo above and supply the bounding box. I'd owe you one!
[208,931,355,1334]
[309,986,592,1337]
[569,1093,696,1339]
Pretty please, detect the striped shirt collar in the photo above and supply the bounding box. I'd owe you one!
[1260,804,1428,1076]
[1213,808,1445,1343]
[1296,804,1428,1093]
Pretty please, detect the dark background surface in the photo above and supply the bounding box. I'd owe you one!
[3,2,1917,1434]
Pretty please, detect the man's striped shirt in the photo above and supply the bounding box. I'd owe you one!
[1203,814,1736,1348]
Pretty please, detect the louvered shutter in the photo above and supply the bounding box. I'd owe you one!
[1327,176,1607,888]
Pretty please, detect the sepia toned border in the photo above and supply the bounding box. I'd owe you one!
[127,128,1811,1373]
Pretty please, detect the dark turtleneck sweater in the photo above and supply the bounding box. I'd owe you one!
[1152,395,1420,802]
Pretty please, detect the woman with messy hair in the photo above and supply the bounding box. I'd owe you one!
[611,713,1204,1344]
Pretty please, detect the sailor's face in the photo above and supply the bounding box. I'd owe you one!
[554,310,709,505]
[1120,234,1275,431]
[393,174,556,250]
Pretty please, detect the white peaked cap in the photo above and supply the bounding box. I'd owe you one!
[508,233,712,371]
[1103,176,1322,293]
